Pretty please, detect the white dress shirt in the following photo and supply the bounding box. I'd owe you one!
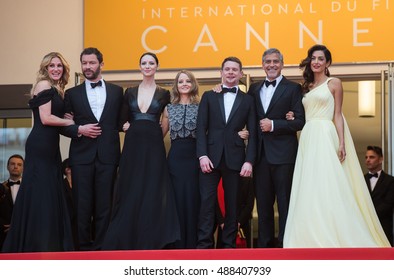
[9,180,21,204]
[259,75,283,112]
[223,87,238,122]
[259,75,283,132]
[369,170,381,191]
[86,79,106,121]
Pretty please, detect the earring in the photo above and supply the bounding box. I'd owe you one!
[325,67,329,75]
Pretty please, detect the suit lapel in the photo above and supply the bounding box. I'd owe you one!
[365,176,372,193]
[80,82,99,122]
[254,82,266,116]
[227,91,243,123]
[216,92,226,124]
[371,172,385,196]
[266,80,286,114]
[99,81,112,122]
[8,185,13,208]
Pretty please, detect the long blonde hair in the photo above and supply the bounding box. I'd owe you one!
[31,52,70,97]
[171,70,199,104]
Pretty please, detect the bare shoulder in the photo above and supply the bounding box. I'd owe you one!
[327,77,343,93]
[33,80,52,96]
[327,77,342,88]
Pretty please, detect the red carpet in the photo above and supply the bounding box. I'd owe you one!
[1,248,393,260]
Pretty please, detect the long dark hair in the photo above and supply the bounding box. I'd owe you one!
[299,44,332,92]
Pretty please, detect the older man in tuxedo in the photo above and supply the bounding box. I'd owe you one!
[0,154,24,249]
[364,145,394,246]
[196,56,257,249]
[63,47,123,250]
[247,48,305,248]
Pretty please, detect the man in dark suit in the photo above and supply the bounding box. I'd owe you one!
[364,145,394,246]
[196,56,257,248]
[247,48,305,248]
[63,47,123,250]
[0,154,24,249]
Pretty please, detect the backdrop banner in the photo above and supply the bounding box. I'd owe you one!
[84,0,394,70]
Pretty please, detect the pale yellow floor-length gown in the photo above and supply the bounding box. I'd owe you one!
[283,78,390,248]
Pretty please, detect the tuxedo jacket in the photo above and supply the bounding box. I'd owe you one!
[364,171,394,245]
[247,77,305,165]
[0,181,13,248]
[63,81,123,166]
[196,89,257,171]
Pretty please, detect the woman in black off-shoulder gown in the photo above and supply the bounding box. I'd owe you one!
[102,53,180,250]
[2,52,74,252]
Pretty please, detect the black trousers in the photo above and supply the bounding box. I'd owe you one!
[72,158,117,250]
[254,157,294,248]
[197,159,240,248]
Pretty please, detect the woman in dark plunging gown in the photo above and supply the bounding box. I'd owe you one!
[162,70,200,248]
[102,52,180,250]
[2,52,75,252]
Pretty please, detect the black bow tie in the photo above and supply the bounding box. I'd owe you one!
[8,180,21,187]
[264,80,277,87]
[367,173,378,179]
[91,80,102,88]
[221,87,237,93]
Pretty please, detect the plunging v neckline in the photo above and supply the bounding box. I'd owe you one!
[137,86,157,113]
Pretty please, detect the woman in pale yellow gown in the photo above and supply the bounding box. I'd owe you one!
[283,45,390,247]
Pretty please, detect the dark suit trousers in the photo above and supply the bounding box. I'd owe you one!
[72,158,117,250]
[254,157,294,248]
[197,159,240,249]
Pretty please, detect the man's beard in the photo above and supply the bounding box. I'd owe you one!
[83,68,100,80]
